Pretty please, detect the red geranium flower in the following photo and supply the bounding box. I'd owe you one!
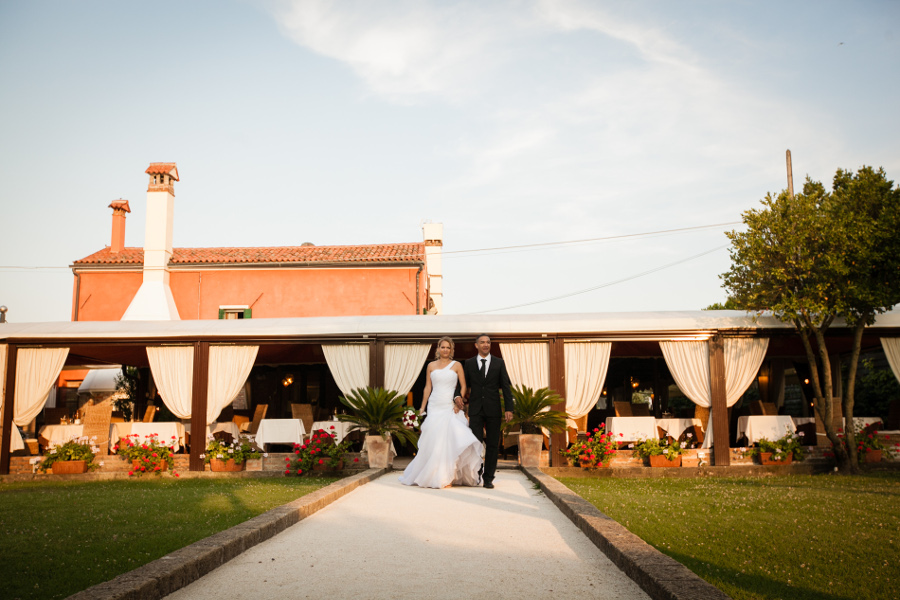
[297,469,303,474]
[318,458,324,465]
[354,458,359,462]
[284,470,290,475]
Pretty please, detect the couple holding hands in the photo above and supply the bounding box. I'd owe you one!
[399,334,514,490]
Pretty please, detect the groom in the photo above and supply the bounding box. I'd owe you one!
[455,334,514,489]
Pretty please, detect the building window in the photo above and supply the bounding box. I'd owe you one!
[219,305,251,319]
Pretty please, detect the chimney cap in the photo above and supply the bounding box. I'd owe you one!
[145,163,179,181]
[109,199,131,213]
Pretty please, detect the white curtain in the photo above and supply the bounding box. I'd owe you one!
[882,338,900,385]
[207,345,258,424]
[322,344,370,396]
[147,346,194,419]
[14,347,69,427]
[564,342,611,419]
[660,341,711,407]
[499,342,549,390]
[724,338,769,405]
[384,344,431,396]
[0,344,6,416]
[660,338,768,448]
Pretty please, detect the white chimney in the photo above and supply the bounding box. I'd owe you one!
[122,163,181,321]
[422,222,443,315]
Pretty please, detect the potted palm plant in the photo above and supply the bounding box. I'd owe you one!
[337,387,419,468]
[507,386,568,468]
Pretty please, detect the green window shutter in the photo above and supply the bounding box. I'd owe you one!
[218,309,225,319]
[243,308,252,319]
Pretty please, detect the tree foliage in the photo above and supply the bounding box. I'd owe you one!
[722,166,900,472]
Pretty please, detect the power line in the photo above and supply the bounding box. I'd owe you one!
[0,221,742,270]
[471,244,729,314]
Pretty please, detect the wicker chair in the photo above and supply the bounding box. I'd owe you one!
[694,405,710,433]
[631,403,650,417]
[143,405,156,423]
[248,404,268,435]
[82,402,113,455]
[232,414,250,432]
[613,401,633,417]
[291,403,315,435]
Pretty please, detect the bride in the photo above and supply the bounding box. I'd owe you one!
[399,337,483,488]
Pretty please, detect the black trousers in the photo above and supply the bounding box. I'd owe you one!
[469,412,501,484]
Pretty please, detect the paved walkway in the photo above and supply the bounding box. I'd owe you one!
[166,470,650,599]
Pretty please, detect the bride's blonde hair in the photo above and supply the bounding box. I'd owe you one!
[434,336,455,359]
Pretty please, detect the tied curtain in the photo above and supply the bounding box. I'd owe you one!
[384,344,431,397]
[3,347,70,452]
[882,338,900,385]
[564,342,611,419]
[207,345,258,424]
[322,344,370,397]
[660,338,769,448]
[147,346,194,419]
[498,342,549,391]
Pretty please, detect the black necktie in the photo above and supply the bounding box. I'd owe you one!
[480,358,486,377]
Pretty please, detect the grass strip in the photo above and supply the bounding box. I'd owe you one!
[0,476,341,600]
[557,471,900,600]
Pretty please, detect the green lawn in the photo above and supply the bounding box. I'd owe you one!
[0,476,342,600]
[558,472,900,600]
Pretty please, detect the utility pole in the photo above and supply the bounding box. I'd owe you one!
[786,149,794,198]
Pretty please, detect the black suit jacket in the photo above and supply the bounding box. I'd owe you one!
[463,355,514,418]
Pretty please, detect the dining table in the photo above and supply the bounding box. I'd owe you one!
[310,421,354,444]
[254,418,307,450]
[604,416,659,442]
[38,424,86,446]
[655,418,703,440]
[736,415,796,446]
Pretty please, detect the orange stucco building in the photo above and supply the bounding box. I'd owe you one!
[70,163,443,322]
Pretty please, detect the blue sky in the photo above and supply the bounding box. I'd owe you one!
[1,1,898,322]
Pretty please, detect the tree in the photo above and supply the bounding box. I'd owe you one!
[703,298,739,310]
[722,166,900,473]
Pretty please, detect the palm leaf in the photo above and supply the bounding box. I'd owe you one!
[337,387,419,447]
[508,385,568,435]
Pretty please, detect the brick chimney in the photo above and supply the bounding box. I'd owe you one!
[108,199,130,253]
[122,163,181,321]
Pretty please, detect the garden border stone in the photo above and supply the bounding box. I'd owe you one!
[521,466,732,600]
[66,468,386,600]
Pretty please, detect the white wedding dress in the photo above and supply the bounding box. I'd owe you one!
[398,361,483,488]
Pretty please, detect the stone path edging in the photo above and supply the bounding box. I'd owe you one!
[66,468,387,600]
[521,466,732,600]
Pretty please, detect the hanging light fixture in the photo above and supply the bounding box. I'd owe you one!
[282,374,294,387]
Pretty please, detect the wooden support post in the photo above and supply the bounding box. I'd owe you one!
[708,336,730,466]
[548,338,567,467]
[190,342,210,472]
[370,340,385,389]
[0,344,17,475]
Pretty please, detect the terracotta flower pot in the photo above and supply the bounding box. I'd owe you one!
[759,452,792,466]
[649,454,682,468]
[365,435,393,468]
[863,450,882,463]
[209,458,245,472]
[51,460,88,474]
[518,434,543,468]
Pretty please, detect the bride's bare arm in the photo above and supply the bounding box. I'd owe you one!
[452,362,467,413]
[421,363,434,413]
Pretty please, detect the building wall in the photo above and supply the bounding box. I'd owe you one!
[73,265,426,320]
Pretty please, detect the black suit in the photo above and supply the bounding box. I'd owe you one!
[463,354,514,485]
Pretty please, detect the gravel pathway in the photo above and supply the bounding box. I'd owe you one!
[166,470,650,599]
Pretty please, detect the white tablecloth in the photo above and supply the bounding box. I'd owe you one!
[184,421,243,441]
[38,424,86,445]
[310,421,354,444]
[111,422,185,452]
[255,419,307,448]
[736,416,796,445]
[605,417,659,442]
[656,418,702,440]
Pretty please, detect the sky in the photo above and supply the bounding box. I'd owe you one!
[1,1,898,323]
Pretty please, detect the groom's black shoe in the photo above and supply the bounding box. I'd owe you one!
[483,481,494,489]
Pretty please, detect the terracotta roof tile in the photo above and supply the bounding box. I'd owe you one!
[73,243,425,266]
